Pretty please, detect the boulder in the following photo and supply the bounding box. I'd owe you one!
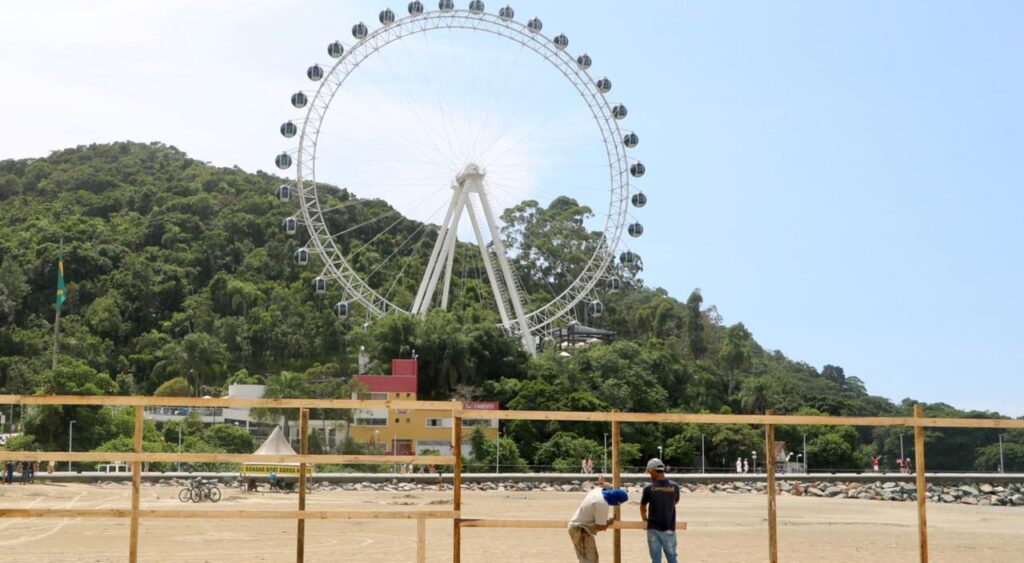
[958,485,980,496]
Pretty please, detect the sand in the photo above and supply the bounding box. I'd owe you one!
[0,482,1022,562]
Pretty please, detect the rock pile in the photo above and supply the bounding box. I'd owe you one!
[155,478,1024,506]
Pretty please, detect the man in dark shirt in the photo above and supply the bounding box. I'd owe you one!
[640,458,680,563]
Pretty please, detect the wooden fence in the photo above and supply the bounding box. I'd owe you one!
[1,394,1023,563]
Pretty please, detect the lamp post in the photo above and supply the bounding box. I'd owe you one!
[803,434,808,474]
[700,434,705,474]
[751,450,757,474]
[495,430,500,474]
[67,420,76,472]
[999,434,1005,474]
[603,433,608,474]
[177,424,182,472]
[657,445,663,461]
[899,433,905,463]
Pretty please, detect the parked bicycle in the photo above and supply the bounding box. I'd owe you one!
[177,477,222,503]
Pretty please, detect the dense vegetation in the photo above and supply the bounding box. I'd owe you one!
[0,142,1019,472]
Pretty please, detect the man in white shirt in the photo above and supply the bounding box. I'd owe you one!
[568,487,629,562]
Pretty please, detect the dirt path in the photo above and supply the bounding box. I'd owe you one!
[0,483,1022,562]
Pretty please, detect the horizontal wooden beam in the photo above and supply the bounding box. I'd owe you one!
[1,395,1021,430]
[0,509,458,520]
[458,519,686,531]
[0,452,455,465]
[460,410,1024,429]
[0,395,457,410]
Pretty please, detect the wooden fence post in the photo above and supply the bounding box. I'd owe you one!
[914,404,929,563]
[128,404,143,563]
[297,408,309,563]
[417,516,426,563]
[612,416,622,563]
[765,410,778,563]
[453,405,463,563]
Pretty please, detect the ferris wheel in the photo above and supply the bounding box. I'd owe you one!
[273,1,647,354]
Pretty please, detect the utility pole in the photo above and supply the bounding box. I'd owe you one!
[999,434,1005,474]
[603,433,609,474]
[900,434,905,463]
[177,425,182,472]
[700,434,705,474]
[495,430,500,474]
[803,434,808,474]
[68,420,76,472]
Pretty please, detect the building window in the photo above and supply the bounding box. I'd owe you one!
[463,419,493,427]
[425,418,451,428]
[354,417,388,426]
[355,392,389,401]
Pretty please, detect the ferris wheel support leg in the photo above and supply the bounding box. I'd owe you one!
[440,209,460,310]
[419,189,469,315]
[413,191,459,314]
[476,186,536,355]
[466,202,513,329]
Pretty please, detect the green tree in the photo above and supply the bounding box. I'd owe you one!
[154,376,192,397]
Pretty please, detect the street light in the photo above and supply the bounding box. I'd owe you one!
[603,433,608,474]
[751,450,758,474]
[657,445,663,461]
[899,434,905,463]
[700,434,705,474]
[999,434,1006,474]
[177,424,182,472]
[495,429,500,474]
[803,434,808,474]
[68,420,76,472]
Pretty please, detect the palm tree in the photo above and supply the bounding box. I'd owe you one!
[260,371,310,441]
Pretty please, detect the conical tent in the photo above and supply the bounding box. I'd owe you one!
[240,426,313,478]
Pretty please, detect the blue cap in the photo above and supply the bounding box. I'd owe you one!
[602,488,628,506]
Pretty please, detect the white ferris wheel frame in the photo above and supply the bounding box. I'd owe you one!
[289,8,634,351]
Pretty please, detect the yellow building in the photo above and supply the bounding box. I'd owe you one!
[349,360,498,457]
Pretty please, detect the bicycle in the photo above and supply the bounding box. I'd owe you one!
[178,478,222,503]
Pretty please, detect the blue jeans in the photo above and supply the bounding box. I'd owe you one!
[646,529,678,563]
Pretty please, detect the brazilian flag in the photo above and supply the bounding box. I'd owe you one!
[56,249,66,313]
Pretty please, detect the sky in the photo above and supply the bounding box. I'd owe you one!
[2,1,1022,415]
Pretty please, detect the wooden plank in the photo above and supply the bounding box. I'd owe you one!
[3,394,1024,429]
[915,404,929,563]
[417,516,426,563]
[0,509,458,520]
[612,418,622,563]
[0,509,132,518]
[453,409,463,563]
[0,394,455,410]
[462,409,1024,430]
[297,408,309,563]
[0,452,454,465]
[129,405,143,563]
[765,410,778,563]
[459,519,687,530]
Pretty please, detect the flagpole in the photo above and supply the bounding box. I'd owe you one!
[52,238,63,370]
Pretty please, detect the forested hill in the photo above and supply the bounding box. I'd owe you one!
[0,142,1019,472]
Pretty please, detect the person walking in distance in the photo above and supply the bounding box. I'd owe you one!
[641,458,680,563]
[567,486,628,562]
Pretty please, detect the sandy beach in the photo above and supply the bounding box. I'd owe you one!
[0,482,1022,562]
